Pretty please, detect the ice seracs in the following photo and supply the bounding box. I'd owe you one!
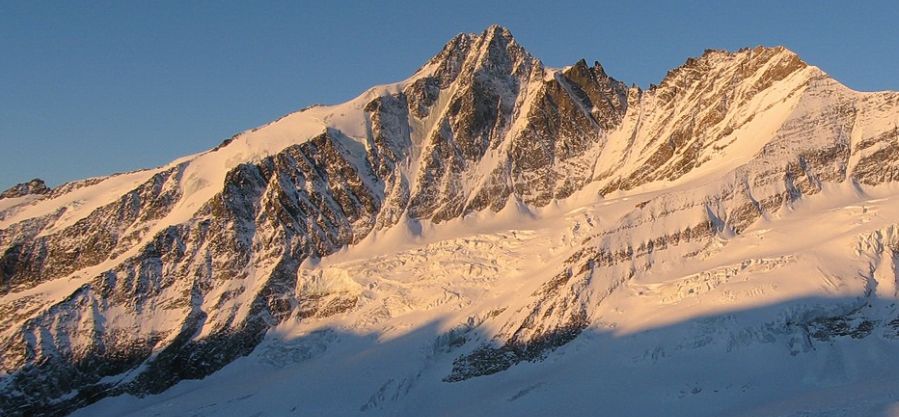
[3,25,899,417]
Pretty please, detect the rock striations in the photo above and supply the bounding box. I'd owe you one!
[2,25,899,416]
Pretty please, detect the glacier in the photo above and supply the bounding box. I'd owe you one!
[2,24,899,416]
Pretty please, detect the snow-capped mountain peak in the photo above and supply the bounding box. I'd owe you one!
[3,26,899,417]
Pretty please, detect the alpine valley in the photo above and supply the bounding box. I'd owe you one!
[3,25,899,417]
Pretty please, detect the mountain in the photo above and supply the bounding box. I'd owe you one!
[3,25,899,416]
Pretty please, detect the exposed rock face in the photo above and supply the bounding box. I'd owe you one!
[0,179,51,199]
[2,25,899,416]
[1,167,184,294]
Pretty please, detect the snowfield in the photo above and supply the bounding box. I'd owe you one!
[71,183,899,417]
[3,25,899,417]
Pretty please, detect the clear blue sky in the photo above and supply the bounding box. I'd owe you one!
[2,1,897,189]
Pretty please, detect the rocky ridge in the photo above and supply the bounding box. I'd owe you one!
[2,25,899,416]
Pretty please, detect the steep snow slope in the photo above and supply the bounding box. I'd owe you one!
[73,183,899,417]
[3,25,899,416]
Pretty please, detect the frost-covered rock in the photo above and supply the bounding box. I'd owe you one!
[3,25,899,417]
[0,178,51,199]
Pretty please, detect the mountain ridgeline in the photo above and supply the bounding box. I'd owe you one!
[2,25,899,416]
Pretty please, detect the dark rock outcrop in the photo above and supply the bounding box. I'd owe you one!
[1,179,51,199]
